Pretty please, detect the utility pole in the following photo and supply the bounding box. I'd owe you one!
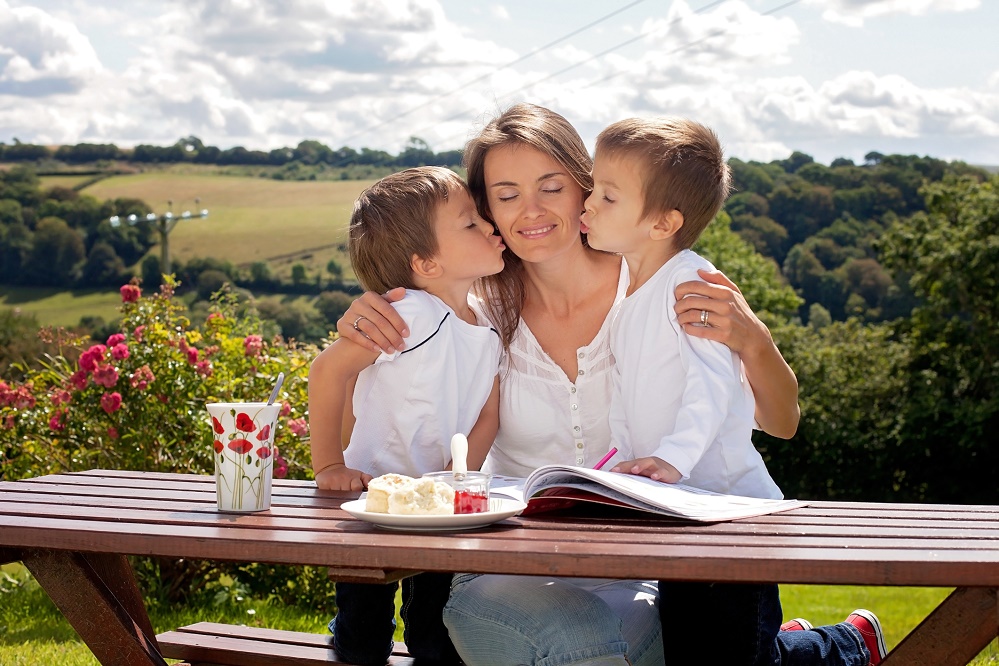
[110,198,208,275]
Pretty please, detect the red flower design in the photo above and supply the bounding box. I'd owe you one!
[214,439,224,453]
[228,438,253,454]
[256,446,272,459]
[256,424,271,441]
[212,416,225,434]
[235,412,255,432]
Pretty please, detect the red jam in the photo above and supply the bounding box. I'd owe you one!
[454,489,489,514]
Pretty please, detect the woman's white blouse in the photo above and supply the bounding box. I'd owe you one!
[482,260,629,478]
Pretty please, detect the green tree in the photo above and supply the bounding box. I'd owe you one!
[24,217,85,285]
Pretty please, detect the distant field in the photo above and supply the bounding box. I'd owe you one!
[84,173,374,280]
[0,287,121,327]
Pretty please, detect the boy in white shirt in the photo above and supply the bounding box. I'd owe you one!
[580,118,886,666]
[309,166,505,665]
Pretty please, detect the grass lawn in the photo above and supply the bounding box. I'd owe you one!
[1,563,996,664]
[83,173,373,281]
[0,286,121,328]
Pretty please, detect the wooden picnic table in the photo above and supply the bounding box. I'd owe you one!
[0,469,997,666]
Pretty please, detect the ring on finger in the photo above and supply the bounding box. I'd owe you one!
[700,310,709,326]
[352,315,367,332]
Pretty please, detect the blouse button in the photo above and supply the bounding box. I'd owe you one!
[574,426,581,432]
[578,370,585,376]
[576,442,584,449]
[570,386,577,394]
[578,352,585,359]
[576,457,584,464]
[571,404,578,410]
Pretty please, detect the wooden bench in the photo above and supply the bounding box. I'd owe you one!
[160,622,415,666]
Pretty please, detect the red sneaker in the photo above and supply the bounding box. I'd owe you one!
[846,609,887,665]
[780,618,813,631]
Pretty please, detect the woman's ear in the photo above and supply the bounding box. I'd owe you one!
[649,209,684,241]
[411,253,443,280]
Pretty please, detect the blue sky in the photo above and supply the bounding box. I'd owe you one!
[1,0,997,165]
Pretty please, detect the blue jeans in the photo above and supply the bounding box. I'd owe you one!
[659,582,870,665]
[443,574,663,666]
[331,572,461,665]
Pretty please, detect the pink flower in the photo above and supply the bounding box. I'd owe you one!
[280,401,291,417]
[106,333,126,347]
[11,387,35,409]
[3,414,14,429]
[120,284,141,303]
[48,409,65,431]
[0,382,11,407]
[100,392,122,414]
[78,345,107,374]
[69,370,89,391]
[243,335,263,357]
[107,427,119,440]
[207,312,223,322]
[51,389,72,406]
[129,365,155,391]
[203,345,219,356]
[274,453,288,479]
[195,360,213,377]
[287,418,309,437]
[92,364,119,388]
[111,343,130,360]
[157,394,168,404]
[133,325,145,342]
[186,347,199,364]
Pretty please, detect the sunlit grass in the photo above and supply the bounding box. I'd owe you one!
[0,286,121,328]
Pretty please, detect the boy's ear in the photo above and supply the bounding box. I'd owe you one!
[411,253,443,280]
[649,209,684,241]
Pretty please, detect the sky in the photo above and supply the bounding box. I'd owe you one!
[1,0,997,166]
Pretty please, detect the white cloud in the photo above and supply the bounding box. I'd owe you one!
[490,5,509,21]
[812,0,980,27]
[0,0,103,95]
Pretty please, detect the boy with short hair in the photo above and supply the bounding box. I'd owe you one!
[309,166,505,665]
[581,117,887,665]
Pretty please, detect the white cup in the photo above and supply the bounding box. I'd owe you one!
[207,402,280,512]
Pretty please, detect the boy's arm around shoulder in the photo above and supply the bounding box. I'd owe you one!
[308,337,379,490]
[465,375,500,471]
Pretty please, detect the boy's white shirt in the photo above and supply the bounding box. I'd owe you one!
[609,249,782,499]
[345,289,501,478]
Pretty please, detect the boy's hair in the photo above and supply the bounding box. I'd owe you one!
[348,166,468,294]
[595,117,732,250]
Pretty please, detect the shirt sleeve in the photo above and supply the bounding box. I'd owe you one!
[373,290,450,366]
[650,271,744,479]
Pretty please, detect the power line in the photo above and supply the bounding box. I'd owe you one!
[336,0,649,146]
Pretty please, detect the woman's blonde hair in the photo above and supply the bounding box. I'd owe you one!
[464,103,593,346]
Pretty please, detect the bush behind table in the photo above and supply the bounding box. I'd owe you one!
[0,276,338,609]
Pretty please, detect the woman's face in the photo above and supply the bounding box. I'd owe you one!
[482,143,587,265]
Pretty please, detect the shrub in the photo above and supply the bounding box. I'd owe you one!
[0,277,335,607]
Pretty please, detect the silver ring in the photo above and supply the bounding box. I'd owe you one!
[352,315,367,332]
[700,310,709,326]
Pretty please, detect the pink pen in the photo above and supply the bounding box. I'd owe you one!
[593,447,618,471]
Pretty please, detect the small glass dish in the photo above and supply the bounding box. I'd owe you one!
[423,471,492,514]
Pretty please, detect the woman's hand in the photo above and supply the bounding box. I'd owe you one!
[336,287,408,354]
[674,268,800,439]
[674,268,770,359]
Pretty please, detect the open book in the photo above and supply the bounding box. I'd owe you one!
[491,465,804,522]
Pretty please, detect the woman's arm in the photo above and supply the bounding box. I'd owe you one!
[674,269,800,438]
[336,287,408,354]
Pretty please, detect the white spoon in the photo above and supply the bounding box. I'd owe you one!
[451,433,468,482]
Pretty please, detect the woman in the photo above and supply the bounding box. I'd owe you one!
[338,104,800,666]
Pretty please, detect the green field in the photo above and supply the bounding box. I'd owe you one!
[83,173,374,280]
[0,287,122,327]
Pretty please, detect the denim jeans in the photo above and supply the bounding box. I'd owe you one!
[330,572,461,665]
[659,582,870,666]
[443,574,663,666]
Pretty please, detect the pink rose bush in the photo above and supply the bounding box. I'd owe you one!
[1,276,315,482]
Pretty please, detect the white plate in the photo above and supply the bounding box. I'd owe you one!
[341,497,527,531]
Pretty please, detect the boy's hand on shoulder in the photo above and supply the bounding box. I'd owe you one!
[315,464,371,491]
[610,456,682,484]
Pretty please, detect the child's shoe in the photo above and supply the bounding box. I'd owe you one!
[846,609,887,665]
[779,618,813,631]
